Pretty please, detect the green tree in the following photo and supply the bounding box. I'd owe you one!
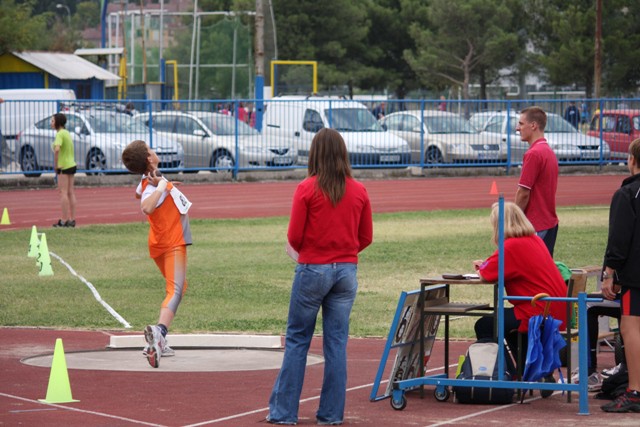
[600,2,640,96]
[404,0,519,101]
[268,0,375,97]
[524,1,595,96]
[0,0,49,54]
[361,0,428,99]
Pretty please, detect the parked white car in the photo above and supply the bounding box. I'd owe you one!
[470,111,610,162]
[380,110,507,164]
[263,96,411,165]
[142,111,296,172]
[16,110,183,177]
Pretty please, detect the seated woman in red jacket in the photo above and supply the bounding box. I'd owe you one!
[473,201,567,373]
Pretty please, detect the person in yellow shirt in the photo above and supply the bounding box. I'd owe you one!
[51,113,77,227]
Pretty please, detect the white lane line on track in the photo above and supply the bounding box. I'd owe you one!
[0,393,165,427]
[182,363,459,426]
[423,393,550,427]
[49,252,132,329]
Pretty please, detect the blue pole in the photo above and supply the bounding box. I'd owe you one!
[577,292,590,415]
[100,0,109,48]
[497,195,505,380]
[255,75,264,132]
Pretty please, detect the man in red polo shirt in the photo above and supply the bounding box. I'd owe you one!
[515,106,559,256]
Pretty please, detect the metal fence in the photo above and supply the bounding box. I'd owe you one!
[1,97,638,178]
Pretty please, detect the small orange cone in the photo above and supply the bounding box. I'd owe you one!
[489,180,498,195]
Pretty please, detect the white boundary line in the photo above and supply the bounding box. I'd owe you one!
[0,392,164,426]
[49,252,132,329]
[424,394,549,427]
[182,363,459,426]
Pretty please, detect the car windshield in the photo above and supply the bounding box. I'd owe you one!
[469,115,488,130]
[424,116,478,134]
[324,108,383,132]
[86,113,147,133]
[202,114,259,136]
[546,115,578,133]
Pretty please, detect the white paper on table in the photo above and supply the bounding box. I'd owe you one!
[285,242,299,262]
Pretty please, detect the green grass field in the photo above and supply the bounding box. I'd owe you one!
[0,205,609,338]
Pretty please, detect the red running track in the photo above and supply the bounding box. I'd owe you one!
[0,174,624,231]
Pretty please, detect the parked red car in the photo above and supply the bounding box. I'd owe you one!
[588,109,640,160]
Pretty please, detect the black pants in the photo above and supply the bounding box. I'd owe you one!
[587,304,621,374]
[475,308,526,369]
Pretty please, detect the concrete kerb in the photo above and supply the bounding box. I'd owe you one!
[21,334,291,373]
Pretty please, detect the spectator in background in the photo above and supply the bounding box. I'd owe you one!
[438,95,447,111]
[581,101,590,125]
[51,113,77,228]
[372,102,386,119]
[237,102,248,123]
[564,101,580,129]
[515,106,559,256]
[124,102,137,116]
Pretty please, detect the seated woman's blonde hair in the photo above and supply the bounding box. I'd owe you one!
[490,201,536,245]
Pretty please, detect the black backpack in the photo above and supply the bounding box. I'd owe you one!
[453,340,515,404]
[600,367,629,400]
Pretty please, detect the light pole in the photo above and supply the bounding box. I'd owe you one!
[56,4,71,27]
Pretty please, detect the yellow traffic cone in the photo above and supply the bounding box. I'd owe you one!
[39,339,79,404]
[38,233,54,276]
[1,207,10,225]
[28,225,39,258]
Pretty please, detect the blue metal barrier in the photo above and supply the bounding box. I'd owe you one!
[1,97,636,177]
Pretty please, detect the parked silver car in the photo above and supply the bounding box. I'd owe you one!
[380,110,506,164]
[16,111,183,177]
[142,111,296,172]
[470,111,610,162]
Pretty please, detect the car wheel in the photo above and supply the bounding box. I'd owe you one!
[210,150,234,174]
[20,146,42,178]
[425,146,444,164]
[86,148,107,175]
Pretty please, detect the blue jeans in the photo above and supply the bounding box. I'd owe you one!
[268,263,358,425]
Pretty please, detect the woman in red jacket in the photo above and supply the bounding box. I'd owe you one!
[267,128,373,425]
[473,202,567,377]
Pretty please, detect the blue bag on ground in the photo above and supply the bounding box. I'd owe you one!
[453,341,515,404]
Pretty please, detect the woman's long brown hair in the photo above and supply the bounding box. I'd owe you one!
[307,128,352,206]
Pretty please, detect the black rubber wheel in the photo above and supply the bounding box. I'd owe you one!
[434,387,450,402]
[20,146,42,177]
[390,395,407,411]
[426,146,444,164]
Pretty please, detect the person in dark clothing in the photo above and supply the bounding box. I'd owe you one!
[564,101,580,129]
[600,137,640,413]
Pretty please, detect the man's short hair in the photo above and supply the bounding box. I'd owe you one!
[630,138,640,165]
[521,106,547,131]
[121,140,149,174]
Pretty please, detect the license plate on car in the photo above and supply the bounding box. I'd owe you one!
[478,152,499,160]
[380,155,400,162]
[273,156,292,165]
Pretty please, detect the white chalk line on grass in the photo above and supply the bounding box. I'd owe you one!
[0,393,164,427]
[182,363,459,427]
[49,252,132,329]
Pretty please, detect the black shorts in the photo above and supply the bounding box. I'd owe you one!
[56,166,77,175]
[621,287,640,316]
